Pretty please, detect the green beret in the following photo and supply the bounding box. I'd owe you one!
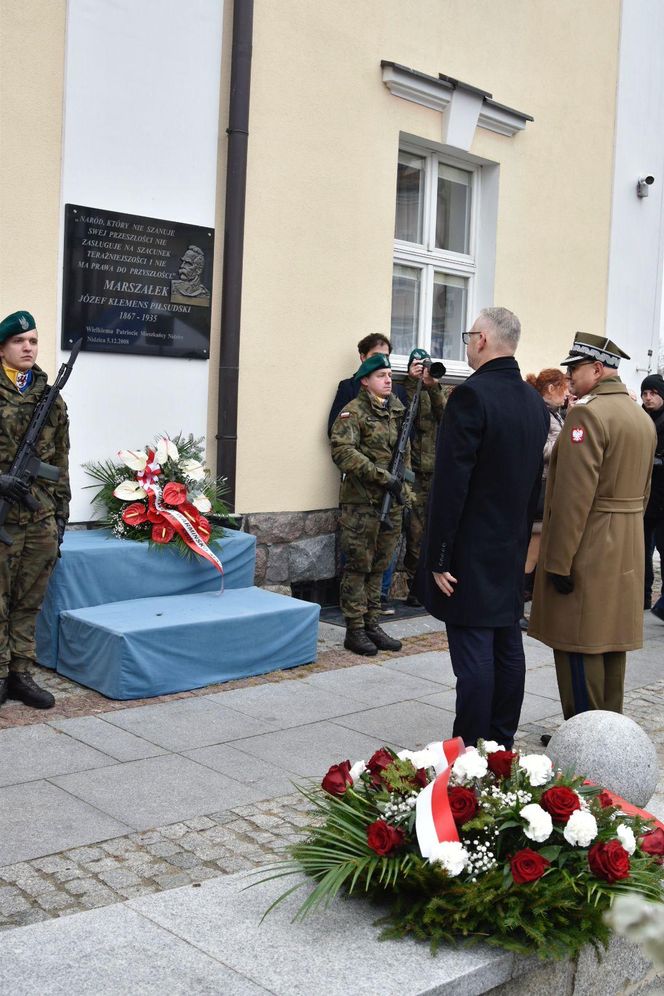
[408,347,430,367]
[354,353,391,381]
[0,311,36,344]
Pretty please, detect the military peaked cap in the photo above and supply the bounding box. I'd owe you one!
[354,353,391,380]
[560,331,630,369]
[0,311,36,344]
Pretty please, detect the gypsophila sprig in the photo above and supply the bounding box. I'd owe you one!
[251,738,664,960]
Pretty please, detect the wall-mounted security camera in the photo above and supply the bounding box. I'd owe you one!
[637,175,655,198]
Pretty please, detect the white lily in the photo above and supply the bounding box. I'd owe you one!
[192,495,212,514]
[181,458,205,481]
[118,449,149,472]
[155,436,179,464]
[113,479,147,501]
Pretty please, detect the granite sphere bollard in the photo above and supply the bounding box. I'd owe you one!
[547,710,659,808]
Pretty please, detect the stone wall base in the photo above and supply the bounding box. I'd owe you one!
[242,509,339,591]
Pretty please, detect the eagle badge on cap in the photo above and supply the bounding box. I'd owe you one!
[18,315,29,331]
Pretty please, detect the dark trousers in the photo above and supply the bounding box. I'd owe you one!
[644,515,664,603]
[553,649,625,720]
[445,622,526,749]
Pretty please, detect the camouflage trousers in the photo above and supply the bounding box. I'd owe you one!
[403,472,432,579]
[0,518,58,677]
[339,503,402,628]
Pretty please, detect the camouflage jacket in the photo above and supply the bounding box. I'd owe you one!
[0,364,70,523]
[404,377,447,474]
[330,388,410,505]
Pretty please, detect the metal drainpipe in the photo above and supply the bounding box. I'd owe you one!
[216,0,253,511]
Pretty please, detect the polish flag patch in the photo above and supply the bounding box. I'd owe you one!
[571,426,585,444]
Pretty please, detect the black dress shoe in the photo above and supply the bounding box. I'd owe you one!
[7,672,55,709]
[519,616,529,631]
[540,734,551,747]
[652,603,664,622]
[0,677,8,706]
[365,625,402,652]
[344,628,378,656]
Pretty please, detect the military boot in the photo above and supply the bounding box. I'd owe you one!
[365,625,402,652]
[0,676,8,706]
[344,627,378,656]
[7,672,55,709]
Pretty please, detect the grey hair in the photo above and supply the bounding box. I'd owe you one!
[478,307,521,350]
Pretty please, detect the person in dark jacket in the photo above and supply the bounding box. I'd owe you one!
[641,373,664,618]
[418,307,549,748]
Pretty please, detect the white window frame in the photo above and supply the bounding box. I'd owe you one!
[391,141,490,378]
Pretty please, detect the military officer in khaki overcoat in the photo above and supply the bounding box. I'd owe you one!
[330,353,410,657]
[529,332,656,726]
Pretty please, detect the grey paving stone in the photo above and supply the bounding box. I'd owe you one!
[101,697,278,751]
[48,716,167,761]
[128,872,515,996]
[0,781,130,866]
[381,615,447,638]
[205,680,363,729]
[301,662,444,705]
[0,725,116,788]
[182,744,295,801]
[230,721,387,777]
[523,665,562,701]
[381,650,455,685]
[0,903,266,994]
[51,754,266,831]
[624,658,664,690]
[332,700,455,749]
[520,636,556,665]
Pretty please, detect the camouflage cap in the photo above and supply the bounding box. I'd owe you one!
[354,353,391,381]
[408,347,430,367]
[0,311,36,344]
[560,331,630,369]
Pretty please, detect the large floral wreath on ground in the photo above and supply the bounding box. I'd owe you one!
[261,739,664,960]
[84,433,231,558]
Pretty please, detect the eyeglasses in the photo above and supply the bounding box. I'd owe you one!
[462,331,482,344]
[565,360,595,376]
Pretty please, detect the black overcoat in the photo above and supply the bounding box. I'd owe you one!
[419,356,549,627]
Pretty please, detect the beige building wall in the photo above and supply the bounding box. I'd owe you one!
[0,0,66,377]
[235,0,621,513]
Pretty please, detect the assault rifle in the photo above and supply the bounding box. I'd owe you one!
[379,358,446,531]
[0,337,83,546]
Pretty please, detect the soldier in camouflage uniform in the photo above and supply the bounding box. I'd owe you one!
[0,311,70,710]
[403,348,448,605]
[330,353,410,656]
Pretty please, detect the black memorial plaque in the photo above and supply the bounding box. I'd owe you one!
[62,204,214,359]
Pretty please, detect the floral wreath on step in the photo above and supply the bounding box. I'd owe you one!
[256,737,664,961]
[84,433,231,565]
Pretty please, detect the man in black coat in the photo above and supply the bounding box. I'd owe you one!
[419,307,549,748]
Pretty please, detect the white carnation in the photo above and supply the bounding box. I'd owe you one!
[349,760,366,781]
[428,840,469,876]
[518,754,554,787]
[397,748,437,771]
[563,809,598,847]
[616,824,636,855]
[481,740,506,754]
[452,748,488,784]
[520,803,553,843]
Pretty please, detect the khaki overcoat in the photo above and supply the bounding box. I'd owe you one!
[529,377,656,654]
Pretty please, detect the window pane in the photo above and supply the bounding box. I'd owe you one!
[391,264,420,355]
[431,272,467,360]
[395,151,424,243]
[436,163,471,253]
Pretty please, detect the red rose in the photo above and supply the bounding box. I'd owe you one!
[121,502,148,526]
[151,522,175,544]
[321,760,353,796]
[162,481,188,506]
[367,748,394,774]
[414,767,429,789]
[540,786,581,823]
[588,840,631,883]
[487,750,518,779]
[598,790,615,809]
[448,786,479,827]
[640,827,664,862]
[366,819,405,856]
[510,848,550,884]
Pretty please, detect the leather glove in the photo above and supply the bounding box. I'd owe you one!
[0,474,29,503]
[548,572,574,595]
[385,474,403,501]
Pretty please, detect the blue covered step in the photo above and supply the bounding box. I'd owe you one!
[56,587,320,700]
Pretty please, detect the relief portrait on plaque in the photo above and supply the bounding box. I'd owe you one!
[170,245,211,307]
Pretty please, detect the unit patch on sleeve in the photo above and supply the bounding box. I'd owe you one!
[571,426,585,444]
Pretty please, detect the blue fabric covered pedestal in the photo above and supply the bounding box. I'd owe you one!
[36,529,256,668]
[57,587,320,699]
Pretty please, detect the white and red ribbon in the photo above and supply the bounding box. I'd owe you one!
[415,737,466,859]
[149,482,224,589]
